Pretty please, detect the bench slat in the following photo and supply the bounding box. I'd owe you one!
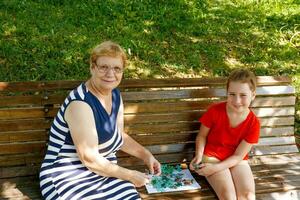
[0,130,48,143]
[0,134,296,159]
[0,119,51,132]
[253,145,299,156]
[124,112,294,124]
[0,107,57,120]
[0,76,291,92]
[0,95,295,112]
[0,142,46,155]
[258,136,296,146]
[0,104,295,122]
[0,153,43,167]
[122,86,295,101]
[124,96,296,113]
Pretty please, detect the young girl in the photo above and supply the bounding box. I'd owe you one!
[190,69,260,200]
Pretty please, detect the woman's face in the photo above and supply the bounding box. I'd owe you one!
[90,56,124,92]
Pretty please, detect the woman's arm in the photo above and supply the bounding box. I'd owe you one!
[117,97,161,175]
[190,124,210,170]
[65,101,149,187]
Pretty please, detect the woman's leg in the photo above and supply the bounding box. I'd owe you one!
[206,168,237,200]
[230,161,255,200]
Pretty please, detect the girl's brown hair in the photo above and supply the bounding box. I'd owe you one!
[226,69,257,92]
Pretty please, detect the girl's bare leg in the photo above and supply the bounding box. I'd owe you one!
[230,161,255,200]
[206,168,237,200]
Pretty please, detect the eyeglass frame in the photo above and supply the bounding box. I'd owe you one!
[93,62,124,74]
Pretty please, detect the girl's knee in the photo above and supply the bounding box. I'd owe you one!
[237,191,255,200]
[217,187,237,200]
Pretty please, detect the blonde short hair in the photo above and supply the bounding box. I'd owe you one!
[226,69,257,92]
[90,41,127,68]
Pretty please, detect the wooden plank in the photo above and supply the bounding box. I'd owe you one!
[118,152,194,167]
[125,110,294,126]
[256,190,300,200]
[122,76,291,88]
[129,129,296,146]
[256,86,295,95]
[0,95,43,107]
[254,166,300,178]
[123,96,296,114]
[125,122,200,134]
[0,142,46,155]
[0,153,43,167]
[252,145,299,156]
[0,166,40,178]
[0,130,48,143]
[124,101,213,114]
[250,153,300,165]
[0,94,66,107]
[251,162,300,173]
[125,123,293,135]
[251,96,296,107]
[118,140,298,158]
[0,76,290,92]
[260,127,294,137]
[122,86,295,101]
[0,119,52,132]
[259,117,294,127]
[122,88,225,101]
[1,93,294,111]
[0,107,58,120]
[253,107,295,117]
[258,136,296,146]
[125,111,203,124]
[0,81,81,92]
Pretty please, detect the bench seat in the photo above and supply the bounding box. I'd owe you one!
[0,77,299,200]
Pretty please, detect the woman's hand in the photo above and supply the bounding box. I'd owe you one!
[143,153,161,175]
[189,154,202,171]
[129,170,150,188]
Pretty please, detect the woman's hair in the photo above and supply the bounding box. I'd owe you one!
[226,69,257,92]
[90,41,127,68]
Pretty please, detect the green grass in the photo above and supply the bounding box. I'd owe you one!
[1,0,299,80]
[0,0,299,135]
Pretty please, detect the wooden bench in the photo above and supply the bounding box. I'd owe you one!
[0,76,299,200]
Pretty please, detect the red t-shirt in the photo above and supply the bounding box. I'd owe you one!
[199,102,260,160]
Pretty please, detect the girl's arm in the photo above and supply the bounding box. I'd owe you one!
[117,97,161,175]
[65,101,149,187]
[190,124,210,170]
[197,140,253,176]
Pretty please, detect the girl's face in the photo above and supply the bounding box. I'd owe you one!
[226,81,255,114]
[90,56,124,92]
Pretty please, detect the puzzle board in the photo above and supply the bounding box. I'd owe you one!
[145,169,201,194]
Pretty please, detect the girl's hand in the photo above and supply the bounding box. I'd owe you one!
[144,154,161,175]
[129,170,150,188]
[195,163,218,177]
[189,155,202,171]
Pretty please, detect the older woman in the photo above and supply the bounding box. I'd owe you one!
[39,41,161,200]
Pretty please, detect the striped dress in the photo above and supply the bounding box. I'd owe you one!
[39,83,140,200]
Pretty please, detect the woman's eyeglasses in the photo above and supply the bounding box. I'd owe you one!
[94,64,124,74]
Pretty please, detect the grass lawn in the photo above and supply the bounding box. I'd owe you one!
[0,0,299,136]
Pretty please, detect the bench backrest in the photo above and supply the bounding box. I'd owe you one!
[0,76,297,178]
